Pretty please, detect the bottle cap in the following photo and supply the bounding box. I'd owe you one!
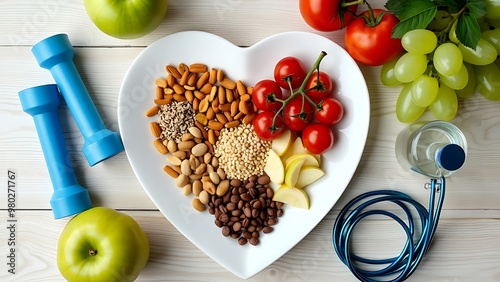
[437,144,466,171]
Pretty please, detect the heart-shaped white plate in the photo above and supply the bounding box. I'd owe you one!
[118,31,369,279]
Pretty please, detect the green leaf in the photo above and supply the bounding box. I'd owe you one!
[456,12,481,49]
[385,0,438,38]
[466,0,487,18]
[391,7,438,38]
[433,0,466,13]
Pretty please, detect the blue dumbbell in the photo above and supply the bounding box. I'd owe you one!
[31,34,124,166]
[18,84,93,219]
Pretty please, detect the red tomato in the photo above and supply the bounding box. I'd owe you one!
[305,71,334,102]
[299,0,359,32]
[282,96,314,131]
[274,57,307,90]
[345,9,404,66]
[252,111,285,141]
[302,123,334,154]
[252,79,283,112]
[315,98,344,125]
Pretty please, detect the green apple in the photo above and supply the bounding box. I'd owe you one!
[264,148,285,184]
[273,185,310,209]
[84,0,168,39]
[57,207,150,282]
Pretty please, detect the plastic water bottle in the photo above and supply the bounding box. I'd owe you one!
[395,120,467,178]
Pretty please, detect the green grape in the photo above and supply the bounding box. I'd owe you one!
[475,63,500,101]
[458,39,498,65]
[380,56,403,86]
[456,63,476,99]
[496,57,500,68]
[433,43,463,76]
[429,84,458,121]
[439,63,469,90]
[411,75,439,107]
[427,9,452,32]
[394,53,428,83]
[485,0,500,20]
[481,29,500,54]
[396,83,426,123]
[401,29,437,54]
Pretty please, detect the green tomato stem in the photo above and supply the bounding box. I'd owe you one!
[89,249,97,256]
[270,51,328,129]
[341,0,365,8]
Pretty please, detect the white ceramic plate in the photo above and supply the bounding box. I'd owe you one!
[118,31,369,279]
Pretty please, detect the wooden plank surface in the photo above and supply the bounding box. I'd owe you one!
[1,0,500,281]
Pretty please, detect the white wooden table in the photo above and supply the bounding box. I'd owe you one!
[1,1,500,281]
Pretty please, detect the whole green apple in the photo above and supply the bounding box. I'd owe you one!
[84,0,168,39]
[57,207,150,282]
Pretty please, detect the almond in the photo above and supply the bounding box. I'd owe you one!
[153,139,168,154]
[163,165,179,178]
[145,105,160,117]
[150,122,162,137]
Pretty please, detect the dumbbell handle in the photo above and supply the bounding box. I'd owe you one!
[32,34,124,166]
[19,84,92,219]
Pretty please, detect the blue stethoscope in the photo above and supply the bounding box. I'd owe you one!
[333,144,465,281]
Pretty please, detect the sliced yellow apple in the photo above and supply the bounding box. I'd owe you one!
[296,166,325,189]
[285,153,320,171]
[272,129,293,157]
[284,158,305,188]
[273,184,310,209]
[264,148,284,184]
[290,137,321,163]
[291,137,307,155]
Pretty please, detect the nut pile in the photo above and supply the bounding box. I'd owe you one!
[146,63,282,246]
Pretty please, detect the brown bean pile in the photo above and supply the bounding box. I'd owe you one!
[208,174,284,246]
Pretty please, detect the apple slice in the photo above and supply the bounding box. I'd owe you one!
[264,149,284,184]
[284,158,305,188]
[285,153,320,171]
[296,166,325,189]
[273,184,310,209]
[272,129,293,157]
[290,137,321,163]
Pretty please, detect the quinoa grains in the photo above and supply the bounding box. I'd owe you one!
[214,124,271,180]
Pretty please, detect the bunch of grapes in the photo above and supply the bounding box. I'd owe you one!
[380,15,500,123]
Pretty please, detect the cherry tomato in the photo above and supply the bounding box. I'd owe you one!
[315,98,344,125]
[252,79,283,112]
[282,96,314,131]
[252,111,285,141]
[302,123,334,154]
[274,57,307,90]
[345,9,404,66]
[299,0,358,32]
[305,71,334,102]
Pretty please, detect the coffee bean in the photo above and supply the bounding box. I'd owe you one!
[233,222,242,232]
[249,237,259,246]
[252,200,262,210]
[227,202,236,211]
[219,214,229,223]
[258,175,270,185]
[263,226,273,234]
[210,173,282,246]
[222,226,230,237]
[241,193,252,202]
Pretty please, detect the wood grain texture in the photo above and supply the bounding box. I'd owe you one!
[1,211,500,282]
[1,0,500,281]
